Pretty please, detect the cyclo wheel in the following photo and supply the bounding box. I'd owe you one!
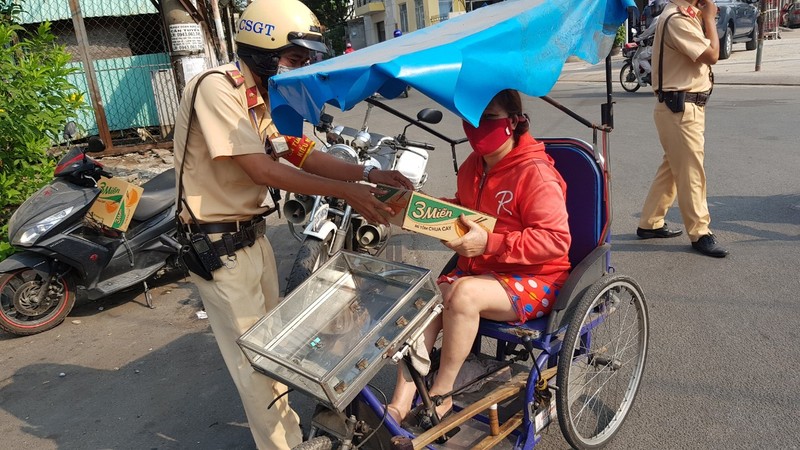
[619,62,640,93]
[555,274,649,449]
[292,435,335,450]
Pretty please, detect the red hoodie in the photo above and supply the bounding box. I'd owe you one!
[446,133,571,283]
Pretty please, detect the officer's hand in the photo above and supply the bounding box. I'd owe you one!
[369,169,414,191]
[443,215,488,257]
[341,183,394,226]
[698,0,717,18]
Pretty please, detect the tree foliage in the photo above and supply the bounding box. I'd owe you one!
[0,1,88,260]
[302,0,353,55]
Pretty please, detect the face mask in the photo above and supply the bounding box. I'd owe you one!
[276,64,294,75]
[240,52,280,81]
[462,117,513,156]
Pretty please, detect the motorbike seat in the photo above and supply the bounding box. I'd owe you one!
[133,169,176,221]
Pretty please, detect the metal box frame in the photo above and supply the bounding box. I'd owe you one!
[237,251,442,411]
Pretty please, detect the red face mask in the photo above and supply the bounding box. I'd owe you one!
[462,117,513,156]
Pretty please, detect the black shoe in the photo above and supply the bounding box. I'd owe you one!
[691,234,729,258]
[636,224,683,239]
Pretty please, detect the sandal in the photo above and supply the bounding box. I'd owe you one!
[417,406,460,442]
[417,406,454,431]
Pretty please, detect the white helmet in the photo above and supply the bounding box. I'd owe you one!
[235,0,328,78]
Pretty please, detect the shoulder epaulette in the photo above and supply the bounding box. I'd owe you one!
[224,69,245,88]
[678,5,697,18]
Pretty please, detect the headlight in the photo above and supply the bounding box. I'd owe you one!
[13,206,74,246]
[323,143,359,164]
[352,131,372,151]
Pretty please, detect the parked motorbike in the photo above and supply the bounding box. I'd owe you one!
[619,32,654,93]
[282,97,444,294]
[0,127,181,335]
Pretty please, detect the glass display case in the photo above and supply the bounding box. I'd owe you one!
[237,251,442,411]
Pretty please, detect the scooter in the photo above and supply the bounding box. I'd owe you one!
[619,26,656,93]
[0,127,181,336]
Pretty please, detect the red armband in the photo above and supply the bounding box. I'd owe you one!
[268,134,316,168]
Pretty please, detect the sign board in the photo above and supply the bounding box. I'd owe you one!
[169,23,204,52]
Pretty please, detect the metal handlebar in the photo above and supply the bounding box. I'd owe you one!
[402,138,435,151]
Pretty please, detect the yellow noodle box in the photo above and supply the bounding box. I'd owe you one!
[376,185,496,241]
[85,176,144,231]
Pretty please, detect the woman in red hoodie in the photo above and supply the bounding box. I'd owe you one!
[386,89,571,425]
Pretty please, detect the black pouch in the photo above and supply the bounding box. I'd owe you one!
[176,221,222,281]
[661,91,685,113]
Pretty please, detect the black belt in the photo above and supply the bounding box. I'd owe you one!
[185,218,267,256]
[186,217,263,234]
[684,92,710,106]
[660,91,710,107]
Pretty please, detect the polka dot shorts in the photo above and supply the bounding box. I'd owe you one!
[438,268,566,325]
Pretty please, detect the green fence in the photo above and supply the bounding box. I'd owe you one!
[20,1,176,143]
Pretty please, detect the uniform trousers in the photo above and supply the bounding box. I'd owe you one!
[190,234,302,450]
[639,101,711,241]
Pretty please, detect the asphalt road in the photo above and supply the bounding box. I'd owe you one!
[2,67,799,449]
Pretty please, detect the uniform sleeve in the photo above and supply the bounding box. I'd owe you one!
[484,167,571,265]
[666,16,711,62]
[192,75,265,159]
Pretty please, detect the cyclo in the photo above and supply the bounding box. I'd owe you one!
[237,0,648,448]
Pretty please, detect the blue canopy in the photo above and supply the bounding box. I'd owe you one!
[269,0,635,137]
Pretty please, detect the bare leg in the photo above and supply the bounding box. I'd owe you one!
[386,285,446,423]
[428,276,517,418]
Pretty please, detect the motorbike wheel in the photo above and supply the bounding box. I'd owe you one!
[619,62,641,93]
[0,268,76,336]
[285,236,332,295]
[292,436,335,450]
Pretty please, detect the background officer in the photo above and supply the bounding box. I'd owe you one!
[636,0,729,258]
[172,0,413,448]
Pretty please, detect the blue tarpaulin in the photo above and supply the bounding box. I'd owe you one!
[269,0,635,136]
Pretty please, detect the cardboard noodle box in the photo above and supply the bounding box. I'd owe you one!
[376,185,496,241]
[85,176,144,232]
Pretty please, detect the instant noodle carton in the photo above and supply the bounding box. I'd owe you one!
[85,176,144,232]
[376,185,496,241]
[374,185,413,227]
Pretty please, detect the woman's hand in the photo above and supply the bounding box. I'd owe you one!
[444,215,488,257]
[369,169,414,190]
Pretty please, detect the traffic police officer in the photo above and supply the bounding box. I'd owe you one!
[636,0,729,257]
[173,0,413,448]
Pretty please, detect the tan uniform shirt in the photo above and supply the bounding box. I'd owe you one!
[174,63,279,223]
[652,0,713,93]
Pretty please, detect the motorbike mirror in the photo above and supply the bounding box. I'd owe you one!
[63,121,79,140]
[86,136,106,153]
[417,109,443,124]
[315,113,335,133]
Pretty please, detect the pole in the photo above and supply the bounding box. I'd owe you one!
[210,0,230,64]
[68,0,113,150]
[161,0,208,96]
[755,0,767,71]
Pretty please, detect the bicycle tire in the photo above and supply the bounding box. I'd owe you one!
[555,274,649,449]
